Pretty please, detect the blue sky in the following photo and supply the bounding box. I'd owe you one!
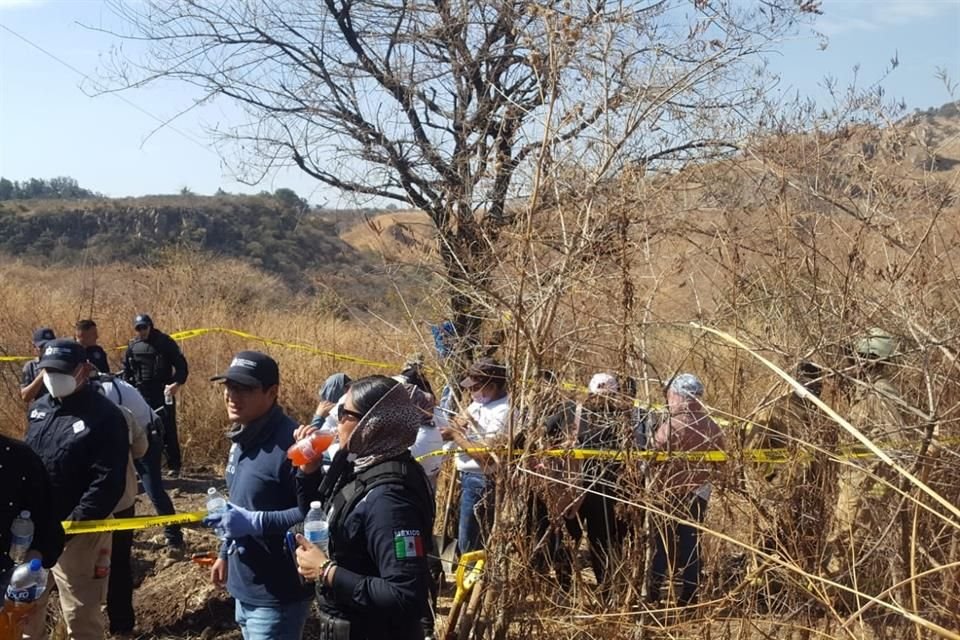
[0,0,957,205]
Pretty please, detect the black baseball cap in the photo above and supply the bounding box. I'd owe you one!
[210,351,280,388]
[133,314,153,329]
[32,327,56,348]
[38,339,87,372]
[459,357,507,388]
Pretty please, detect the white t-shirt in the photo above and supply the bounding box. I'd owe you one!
[411,425,444,486]
[453,395,511,474]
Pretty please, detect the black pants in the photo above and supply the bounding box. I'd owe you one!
[159,398,181,472]
[648,495,707,605]
[529,495,580,590]
[134,425,184,546]
[107,505,135,633]
[578,489,627,588]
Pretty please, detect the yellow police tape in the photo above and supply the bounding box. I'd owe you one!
[415,443,951,464]
[0,326,398,368]
[63,437,956,535]
[61,511,206,535]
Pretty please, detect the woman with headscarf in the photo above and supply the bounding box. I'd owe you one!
[646,373,725,607]
[294,375,435,640]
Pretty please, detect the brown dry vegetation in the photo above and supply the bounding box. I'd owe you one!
[3,113,960,639]
[0,252,432,453]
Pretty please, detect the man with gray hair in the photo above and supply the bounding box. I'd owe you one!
[647,373,725,606]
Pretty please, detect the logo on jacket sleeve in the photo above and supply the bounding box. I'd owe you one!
[393,529,424,559]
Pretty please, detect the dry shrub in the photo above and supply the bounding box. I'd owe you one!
[432,113,960,638]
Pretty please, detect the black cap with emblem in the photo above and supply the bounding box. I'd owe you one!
[210,351,279,388]
[38,339,88,372]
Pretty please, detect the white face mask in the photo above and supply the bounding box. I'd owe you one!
[471,390,492,405]
[43,371,78,398]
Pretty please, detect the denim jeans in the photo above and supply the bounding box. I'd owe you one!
[235,598,311,640]
[458,472,493,554]
[648,495,707,605]
[134,425,183,546]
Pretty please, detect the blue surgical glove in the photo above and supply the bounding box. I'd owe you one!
[205,503,264,539]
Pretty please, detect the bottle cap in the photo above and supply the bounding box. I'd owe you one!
[310,501,323,510]
[29,559,42,571]
[207,487,217,495]
[19,510,30,519]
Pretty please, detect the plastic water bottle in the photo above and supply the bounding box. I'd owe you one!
[9,511,33,564]
[164,388,174,406]
[93,547,110,579]
[303,501,329,553]
[207,488,228,541]
[5,559,48,605]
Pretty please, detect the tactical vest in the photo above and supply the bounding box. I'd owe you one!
[127,339,169,388]
[327,454,435,558]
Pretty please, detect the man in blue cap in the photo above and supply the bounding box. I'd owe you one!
[22,339,129,639]
[20,327,56,403]
[203,351,311,640]
[122,313,189,477]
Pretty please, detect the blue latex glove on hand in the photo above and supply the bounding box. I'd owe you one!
[202,503,264,539]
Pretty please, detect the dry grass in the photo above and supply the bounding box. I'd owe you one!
[0,251,425,466]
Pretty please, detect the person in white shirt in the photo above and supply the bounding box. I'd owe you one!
[439,358,510,554]
[392,372,444,490]
[90,373,153,634]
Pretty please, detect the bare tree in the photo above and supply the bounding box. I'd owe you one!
[98,0,818,351]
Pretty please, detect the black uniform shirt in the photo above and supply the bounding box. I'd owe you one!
[0,435,65,575]
[25,385,129,522]
[20,360,47,400]
[85,345,111,374]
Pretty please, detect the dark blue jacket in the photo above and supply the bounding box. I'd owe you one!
[25,385,129,522]
[222,404,311,607]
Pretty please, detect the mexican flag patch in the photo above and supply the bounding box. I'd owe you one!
[394,529,424,559]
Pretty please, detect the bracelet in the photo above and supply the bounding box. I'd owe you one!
[320,559,336,585]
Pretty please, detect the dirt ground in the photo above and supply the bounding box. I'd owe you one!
[118,469,240,640]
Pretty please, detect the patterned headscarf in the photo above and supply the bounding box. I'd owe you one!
[346,381,422,470]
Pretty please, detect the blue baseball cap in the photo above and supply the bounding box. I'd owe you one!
[32,327,56,348]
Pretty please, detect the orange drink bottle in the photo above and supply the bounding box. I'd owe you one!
[287,429,336,467]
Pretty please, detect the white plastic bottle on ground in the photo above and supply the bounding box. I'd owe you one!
[303,501,329,553]
[9,511,33,564]
[207,488,228,541]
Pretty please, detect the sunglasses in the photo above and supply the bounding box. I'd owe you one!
[337,404,364,422]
